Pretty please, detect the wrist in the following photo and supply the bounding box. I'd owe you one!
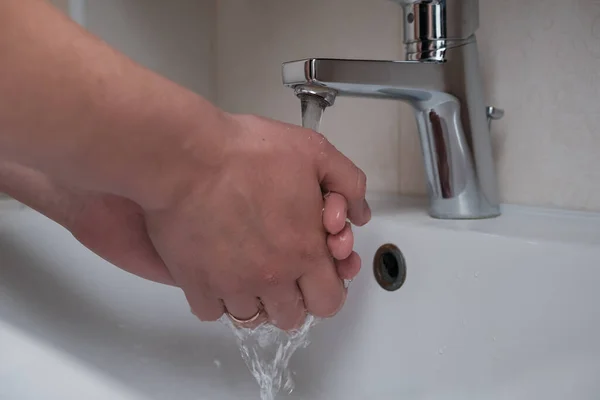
[114,97,235,211]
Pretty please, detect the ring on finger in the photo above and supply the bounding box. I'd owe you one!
[225,303,266,328]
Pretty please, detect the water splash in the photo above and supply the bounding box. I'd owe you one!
[221,315,319,399]
[223,283,350,399]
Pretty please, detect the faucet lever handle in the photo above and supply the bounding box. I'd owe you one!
[486,106,504,131]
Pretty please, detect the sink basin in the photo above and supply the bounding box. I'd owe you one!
[1,195,600,399]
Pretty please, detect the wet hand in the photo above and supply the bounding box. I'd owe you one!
[144,114,370,331]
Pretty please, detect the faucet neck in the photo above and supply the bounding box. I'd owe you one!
[399,0,479,62]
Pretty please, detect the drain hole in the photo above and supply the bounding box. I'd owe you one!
[382,252,399,280]
[373,244,406,292]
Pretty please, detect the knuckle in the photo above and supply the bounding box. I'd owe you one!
[260,268,281,287]
[299,244,330,269]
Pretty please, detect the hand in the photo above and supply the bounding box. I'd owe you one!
[0,162,174,286]
[0,123,368,332]
[66,191,361,293]
[66,191,361,295]
[144,114,370,330]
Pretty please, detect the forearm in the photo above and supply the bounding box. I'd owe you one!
[0,0,228,209]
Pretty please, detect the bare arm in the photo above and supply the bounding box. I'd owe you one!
[0,0,226,209]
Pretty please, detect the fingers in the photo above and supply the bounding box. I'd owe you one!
[336,251,362,281]
[184,287,224,322]
[323,191,355,262]
[322,192,347,235]
[298,258,346,318]
[316,142,371,226]
[261,283,306,331]
[327,222,354,260]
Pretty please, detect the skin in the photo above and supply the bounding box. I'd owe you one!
[0,0,371,331]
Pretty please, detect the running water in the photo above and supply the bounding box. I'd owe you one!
[221,314,320,400]
[300,94,328,132]
[222,94,335,399]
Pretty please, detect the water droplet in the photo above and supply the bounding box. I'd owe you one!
[492,336,497,342]
[438,347,445,355]
[474,271,480,278]
[213,359,222,368]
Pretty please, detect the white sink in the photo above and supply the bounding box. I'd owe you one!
[1,195,600,400]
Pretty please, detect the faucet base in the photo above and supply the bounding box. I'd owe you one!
[428,202,501,220]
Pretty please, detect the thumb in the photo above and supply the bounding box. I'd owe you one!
[316,140,371,226]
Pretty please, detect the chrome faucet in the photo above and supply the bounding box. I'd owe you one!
[282,0,504,219]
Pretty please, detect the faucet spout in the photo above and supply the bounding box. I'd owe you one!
[283,58,446,102]
[282,0,503,219]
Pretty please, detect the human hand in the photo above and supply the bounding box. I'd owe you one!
[1,157,363,332]
[69,192,360,293]
[0,110,369,332]
[144,114,370,330]
[0,161,175,286]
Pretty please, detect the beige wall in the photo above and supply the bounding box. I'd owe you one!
[217,0,600,212]
[84,0,217,102]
